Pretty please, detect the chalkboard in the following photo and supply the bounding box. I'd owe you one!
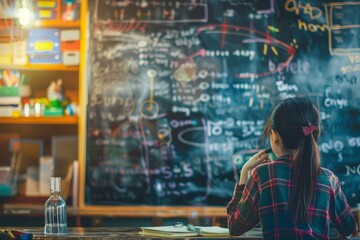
[84,0,360,207]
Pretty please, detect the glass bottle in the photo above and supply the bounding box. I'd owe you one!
[44,177,68,235]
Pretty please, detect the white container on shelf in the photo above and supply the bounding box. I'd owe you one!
[62,51,79,65]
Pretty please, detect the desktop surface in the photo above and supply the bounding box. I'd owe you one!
[6,227,359,239]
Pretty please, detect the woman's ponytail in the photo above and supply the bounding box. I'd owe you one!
[290,131,320,224]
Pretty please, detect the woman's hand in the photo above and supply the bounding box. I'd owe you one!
[239,150,270,185]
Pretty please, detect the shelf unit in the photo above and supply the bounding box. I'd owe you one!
[0,9,81,201]
[0,64,79,71]
[33,20,80,28]
[0,116,78,125]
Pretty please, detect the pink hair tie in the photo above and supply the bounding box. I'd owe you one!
[302,125,318,136]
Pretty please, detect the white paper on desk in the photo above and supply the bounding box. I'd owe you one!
[197,226,230,236]
[141,225,230,236]
[141,226,190,233]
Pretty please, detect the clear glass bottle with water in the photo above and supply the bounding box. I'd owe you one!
[44,177,68,235]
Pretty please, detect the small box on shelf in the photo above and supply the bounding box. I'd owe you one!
[61,29,79,46]
[28,28,62,64]
[0,42,13,65]
[44,107,64,116]
[0,106,21,117]
[61,29,80,65]
[33,0,59,20]
[0,86,19,97]
[63,51,79,65]
[35,9,58,20]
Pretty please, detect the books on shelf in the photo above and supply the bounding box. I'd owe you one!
[0,70,21,116]
[140,225,230,238]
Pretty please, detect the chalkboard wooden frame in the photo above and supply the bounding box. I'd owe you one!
[78,0,87,211]
[78,0,360,212]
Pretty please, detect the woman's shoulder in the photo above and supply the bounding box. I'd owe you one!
[252,160,288,176]
[254,158,291,170]
[318,167,340,188]
[319,167,336,177]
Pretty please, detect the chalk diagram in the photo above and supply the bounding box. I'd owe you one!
[182,24,296,80]
[88,1,299,204]
[324,2,360,56]
[94,0,208,23]
[140,69,160,118]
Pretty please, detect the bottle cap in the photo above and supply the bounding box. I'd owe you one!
[50,177,61,193]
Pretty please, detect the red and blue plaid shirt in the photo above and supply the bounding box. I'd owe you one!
[227,156,358,239]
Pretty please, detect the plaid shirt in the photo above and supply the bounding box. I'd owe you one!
[227,157,358,240]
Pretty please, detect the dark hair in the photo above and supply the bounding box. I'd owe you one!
[263,97,321,224]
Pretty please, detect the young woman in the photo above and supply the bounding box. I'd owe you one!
[227,97,358,239]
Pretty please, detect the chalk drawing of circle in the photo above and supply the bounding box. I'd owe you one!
[200,94,210,102]
[140,100,159,118]
[178,127,206,147]
[109,174,127,193]
[147,69,157,78]
[138,40,147,47]
[233,155,244,165]
[211,125,222,135]
[199,81,209,90]
[198,69,208,79]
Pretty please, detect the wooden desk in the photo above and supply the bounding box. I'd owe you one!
[13,227,262,239]
[1,204,228,226]
[9,227,360,239]
[2,204,360,228]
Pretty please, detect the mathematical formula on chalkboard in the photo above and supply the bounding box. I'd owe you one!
[84,0,360,206]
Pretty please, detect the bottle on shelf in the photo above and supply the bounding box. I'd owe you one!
[23,99,31,117]
[44,177,68,235]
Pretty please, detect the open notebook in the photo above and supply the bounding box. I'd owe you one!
[140,225,230,237]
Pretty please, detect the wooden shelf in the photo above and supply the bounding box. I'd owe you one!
[33,20,80,28]
[0,64,79,71]
[3,203,78,217]
[0,116,78,125]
